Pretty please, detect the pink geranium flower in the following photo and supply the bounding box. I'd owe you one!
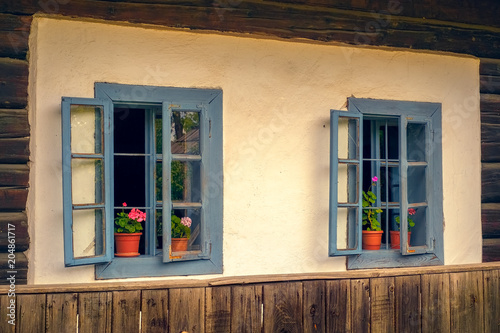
[128,208,146,222]
[181,217,192,228]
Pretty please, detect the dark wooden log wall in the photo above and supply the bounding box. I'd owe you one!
[0,0,499,285]
[481,59,500,262]
[0,263,498,332]
[0,11,31,285]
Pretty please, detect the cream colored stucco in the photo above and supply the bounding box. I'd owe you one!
[28,16,482,284]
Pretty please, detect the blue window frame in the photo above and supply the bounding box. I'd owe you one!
[329,98,444,269]
[62,83,223,278]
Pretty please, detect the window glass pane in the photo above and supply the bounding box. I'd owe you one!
[379,165,400,204]
[407,123,426,162]
[171,160,201,203]
[156,162,162,202]
[338,117,358,160]
[73,208,104,258]
[337,207,358,250]
[155,115,162,155]
[380,122,399,160]
[171,111,200,154]
[172,207,202,252]
[71,158,104,205]
[114,155,145,208]
[114,108,145,154]
[338,164,358,204]
[378,208,392,247]
[70,105,103,154]
[156,209,163,249]
[408,206,426,247]
[408,166,426,204]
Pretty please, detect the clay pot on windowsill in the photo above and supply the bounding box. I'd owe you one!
[362,230,383,250]
[390,231,411,249]
[171,238,188,252]
[114,232,142,257]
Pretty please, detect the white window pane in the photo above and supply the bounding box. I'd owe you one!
[338,117,358,160]
[73,208,104,258]
[336,207,358,250]
[71,158,104,205]
[70,105,102,154]
[338,164,358,204]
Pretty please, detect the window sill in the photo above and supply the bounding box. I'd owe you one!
[347,249,443,270]
[95,254,222,279]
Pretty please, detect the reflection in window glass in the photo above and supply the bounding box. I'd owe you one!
[171,161,201,203]
[171,111,200,154]
[407,123,426,162]
[172,208,202,251]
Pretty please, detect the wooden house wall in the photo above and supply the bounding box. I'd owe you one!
[0,0,499,285]
[0,263,499,332]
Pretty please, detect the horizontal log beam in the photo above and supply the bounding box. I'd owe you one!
[3,0,500,28]
[0,14,30,59]
[482,123,500,144]
[0,212,29,251]
[0,138,29,163]
[0,251,27,269]
[480,75,500,95]
[0,188,28,211]
[0,164,29,187]
[483,238,500,262]
[480,58,500,76]
[0,109,29,138]
[0,252,27,283]
[2,1,500,57]
[0,58,28,108]
[482,203,500,238]
[482,144,500,163]
[480,93,500,113]
[482,163,500,203]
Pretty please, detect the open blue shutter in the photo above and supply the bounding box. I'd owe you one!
[162,102,212,262]
[401,115,437,256]
[62,97,113,266]
[329,110,363,255]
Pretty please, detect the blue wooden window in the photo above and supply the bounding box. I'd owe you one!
[62,84,223,278]
[329,98,444,268]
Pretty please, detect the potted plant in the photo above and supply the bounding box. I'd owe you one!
[362,176,383,250]
[171,215,191,252]
[390,208,416,249]
[114,202,146,257]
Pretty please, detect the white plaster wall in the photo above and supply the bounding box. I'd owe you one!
[28,16,482,284]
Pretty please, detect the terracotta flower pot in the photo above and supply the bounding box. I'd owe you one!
[390,231,411,249]
[171,238,188,252]
[362,230,384,250]
[114,232,142,257]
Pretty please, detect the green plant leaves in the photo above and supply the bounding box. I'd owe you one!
[114,211,144,233]
[171,215,191,238]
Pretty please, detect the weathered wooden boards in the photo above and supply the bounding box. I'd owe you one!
[0,269,496,332]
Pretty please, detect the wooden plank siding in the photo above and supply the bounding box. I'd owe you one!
[0,0,499,287]
[0,265,496,332]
